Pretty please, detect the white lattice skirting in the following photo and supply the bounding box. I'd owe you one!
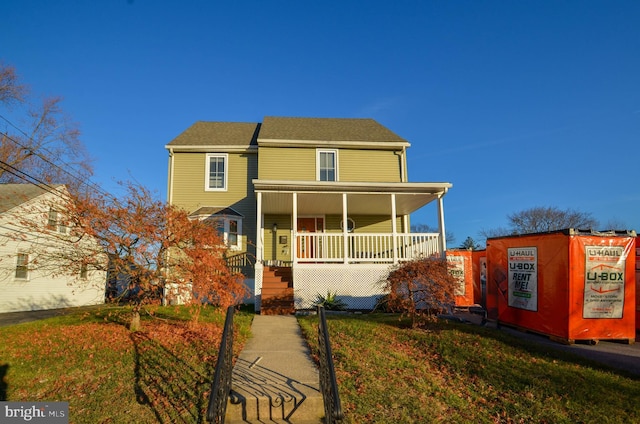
[293,264,392,310]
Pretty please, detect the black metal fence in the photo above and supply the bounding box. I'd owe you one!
[206,306,235,423]
[317,305,344,423]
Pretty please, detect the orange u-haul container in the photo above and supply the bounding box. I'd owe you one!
[446,249,474,307]
[636,237,640,331]
[472,250,487,307]
[486,229,636,343]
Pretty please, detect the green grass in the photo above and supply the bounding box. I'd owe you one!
[298,313,640,424]
[0,305,253,424]
[4,308,639,423]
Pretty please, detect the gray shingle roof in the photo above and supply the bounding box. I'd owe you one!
[0,184,49,214]
[167,121,260,147]
[259,117,408,143]
[189,206,244,218]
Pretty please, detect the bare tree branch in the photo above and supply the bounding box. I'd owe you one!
[0,63,93,194]
[0,63,27,105]
[481,206,599,239]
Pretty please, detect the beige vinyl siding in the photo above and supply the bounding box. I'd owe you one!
[170,151,258,254]
[339,149,402,182]
[258,146,402,182]
[263,214,292,263]
[258,147,316,180]
[0,192,105,313]
[324,215,403,233]
[171,152,254,210]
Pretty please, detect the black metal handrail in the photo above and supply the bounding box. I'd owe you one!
[317,305,344,423]
[206,306,235,423]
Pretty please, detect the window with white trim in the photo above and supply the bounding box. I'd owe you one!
[317,149,338,182]
[204,216,243,250]
[217,218,242,250]
[47,208,67,233]
[15,253,29,280]
[47,209,57,230]
[227,219,239,247]
[205,153,228,191]
[80,264,88,280]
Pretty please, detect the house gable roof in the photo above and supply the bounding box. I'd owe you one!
[189,206,244,218]
[166,118,411,151]
[0,184,53,214]
[166,121,260,151]
[258,117,410,148]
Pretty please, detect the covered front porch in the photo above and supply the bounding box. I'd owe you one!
[253,180,452,312]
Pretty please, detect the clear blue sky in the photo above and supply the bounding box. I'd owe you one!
[3,0,639,244]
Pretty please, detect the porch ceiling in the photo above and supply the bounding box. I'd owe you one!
[253,180,452,215]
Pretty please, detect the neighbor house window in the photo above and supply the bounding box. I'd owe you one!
[47,209,57,230]
[80,264,88,280]
[47,208,67,233]
[205,153,228,191]
[317,149,338,181]
[15,253,29,279]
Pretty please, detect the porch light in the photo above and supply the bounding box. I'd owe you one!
[272,223,278,233]
[340,218,355,233]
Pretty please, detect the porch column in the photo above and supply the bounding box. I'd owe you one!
[342,192,348,264]
[292,192,298,265]
[256,192,263,264]
[255,191,263,313]
[437,194,447,257]
[391,193,398,264]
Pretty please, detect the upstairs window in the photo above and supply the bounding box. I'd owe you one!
[205,153,228,191]
[317,149,338,182]
[47,209,57,230]
[15,253,29,280]
[47,208,67,233]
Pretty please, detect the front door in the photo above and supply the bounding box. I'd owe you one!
[297,217,323,260]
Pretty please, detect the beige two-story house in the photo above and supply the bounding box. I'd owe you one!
[166,117,452,314]
[0,184,106,313]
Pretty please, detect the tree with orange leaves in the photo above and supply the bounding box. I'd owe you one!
[162,206,247,323]
[383,257,458,327]
[16,181,247,330]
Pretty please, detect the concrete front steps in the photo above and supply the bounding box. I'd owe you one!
[225,315,324,423]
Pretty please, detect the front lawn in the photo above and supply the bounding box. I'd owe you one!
[4,307,639,423]
[298,313,640,424]
[0,305,253,423]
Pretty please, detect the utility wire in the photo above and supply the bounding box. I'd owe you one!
[0,159,66,199]
[0,114,113,199]
[0,110,163,215]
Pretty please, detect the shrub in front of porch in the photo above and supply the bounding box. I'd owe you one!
[313,290,347,311]
[383,257,457,327]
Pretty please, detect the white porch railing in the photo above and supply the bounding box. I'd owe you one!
[295,232,441,263]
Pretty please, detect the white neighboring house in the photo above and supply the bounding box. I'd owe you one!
[0,184,106,313]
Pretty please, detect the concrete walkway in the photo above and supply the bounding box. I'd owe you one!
[226,315,324,423]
